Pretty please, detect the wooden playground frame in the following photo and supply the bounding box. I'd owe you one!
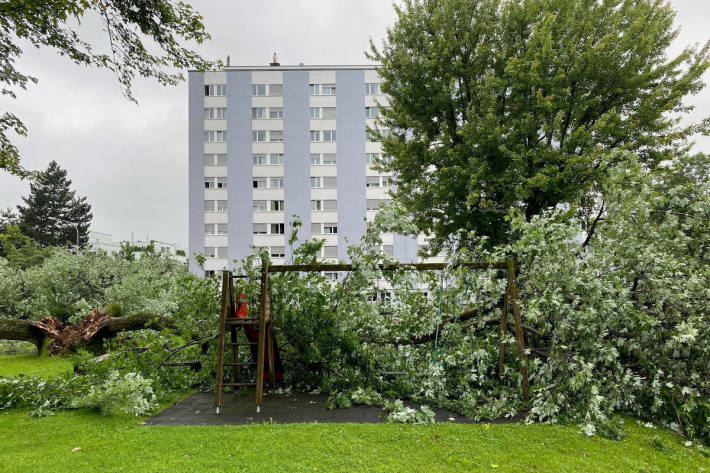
[215,257,530,413]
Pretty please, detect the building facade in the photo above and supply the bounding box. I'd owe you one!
[189,63,423,276]
[88,231,187,263]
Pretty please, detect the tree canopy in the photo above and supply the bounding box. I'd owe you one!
[368,0,710,251]
[17,160,92,247]
[0,0,213,176]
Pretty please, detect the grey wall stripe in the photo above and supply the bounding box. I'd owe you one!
[393,234,419,263]
[188,72,204,275]
[336,69,366,260]
[226,71,253,270]
[283,70,311,262]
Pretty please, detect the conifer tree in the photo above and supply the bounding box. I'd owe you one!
[17,161,92,247]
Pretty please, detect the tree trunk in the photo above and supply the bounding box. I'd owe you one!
[0,318,48,351]
[0,310,173,355]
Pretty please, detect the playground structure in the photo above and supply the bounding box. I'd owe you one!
[214,257,530,414]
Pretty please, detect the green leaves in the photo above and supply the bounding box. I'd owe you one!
[369,0,710,251]
[0,0,214,176]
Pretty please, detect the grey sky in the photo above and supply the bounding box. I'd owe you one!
[0,0,707,248]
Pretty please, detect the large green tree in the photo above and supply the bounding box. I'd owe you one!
[0,0,212,176]
[17,160,92,247]
[368,0,710,250]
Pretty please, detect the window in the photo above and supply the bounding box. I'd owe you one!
[252,154,267,165]
[309,83,336,95]
[270,178,284,188]
[217,223,228,235]
[311,107,335,119]
[310,154,321,165]
[270,223,285,234]
[324,272,339,281]
[252,84,266,96]
[323,176,337,188]
[204,178,214,189]
[381,155,393,164]
[253,200,267,212]
[204,246,216,258]
[204,270,216,277]
[366,199,380,211]
[323,200,337,211]
[310,130,321,142]
[323,224,338,234]
[381,177,394,187]
[216,177,227,189]
[365,106,378,118]
[269,84,283,96]
[204,200,215,211]
[270,200,284,211]
[310,176,322,188]
[269,107,283,119]
[270,246,285,258]
[216,200,228,211]
[252,130,266,142]
[217,247,228,258]
[253,178,266,189]
[322,107,336,119]
[204,154,214,166]
[252,107,266,119]
[253,223,267,235]
[323,246,338,258]
[270,153,284,165]
[311,223,321,234]
[366,153,379,165]
[205,108,226,119]
[205,84,227,96]
[269,130,283,142]
[365,83,379,95]
[366,176,380,188]
[204,224,215,235]
[311,200,322,211]
[322,130,336,142]
[323,153,336,165]
[205,130,227,142]
[215,154,227,165]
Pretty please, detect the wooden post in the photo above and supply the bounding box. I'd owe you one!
[266,272,276,393]
[507,257,530,402]
[498,284,509,379]
[228,275,239,389]
[255,259,269,413]
[214,270,230,413]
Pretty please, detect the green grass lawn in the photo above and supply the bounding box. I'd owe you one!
[0,408,706,472]
[1,355,707,472]
[0,353,74,377]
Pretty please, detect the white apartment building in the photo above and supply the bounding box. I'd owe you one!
[189,61,428,276]
[88,231,187,263]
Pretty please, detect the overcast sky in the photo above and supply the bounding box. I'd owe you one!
[0,0,707,248]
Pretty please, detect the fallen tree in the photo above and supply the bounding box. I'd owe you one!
[0,309,173,355]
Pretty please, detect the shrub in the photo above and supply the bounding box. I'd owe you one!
[72,370,157,416]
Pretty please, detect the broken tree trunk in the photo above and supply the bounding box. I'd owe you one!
[0,309,173,355]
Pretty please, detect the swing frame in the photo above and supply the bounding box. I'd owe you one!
[216,257,530,413]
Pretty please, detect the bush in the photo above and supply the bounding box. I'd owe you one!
[72,370,157,416]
